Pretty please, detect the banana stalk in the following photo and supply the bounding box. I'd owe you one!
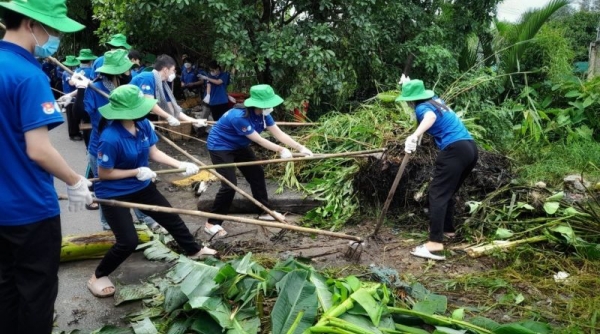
[60,227,153,262]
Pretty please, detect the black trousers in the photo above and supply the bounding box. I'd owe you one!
[428,140,478,243]
[95,183,201,278]
[208,147,269,225]
[210,103,230,121]
[0,216,61,334]
[66,102,81,138]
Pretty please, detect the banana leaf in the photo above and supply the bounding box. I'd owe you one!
[310,271,333,312]
[271,270,318,334]
[163,285,188,313]
[114,283,160,306]
[92,326,134,334]
[131,318,157,334]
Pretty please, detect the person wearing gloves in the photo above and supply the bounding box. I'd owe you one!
[72,49,162,230]
[130,54,207,128]
[60,55,81,140]
[88,85,217,298]
[204,84,313,237]
[396,79,478,261]
[92,33,131,79]
[199,60,231,121]
[0,0,91,332]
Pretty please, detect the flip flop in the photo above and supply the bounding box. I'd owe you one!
[85,202,100,211]
[410,245,446,261]
[204,224,227,237]
[189,246,218,260]
[87,276,115,298]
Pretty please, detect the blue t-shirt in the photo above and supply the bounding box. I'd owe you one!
[95,119,159,198]
[41,62,54,80]
[207,108,275,150]
[0,41,64,225]
[62,71,76,94]
[181,68,197,85]
[92,56,104,79]
[84,82,111,159]
[75,66,94,80]
[131,66,145,78]
[415,97,472,150]
[207,71,230,105]
[130,71,171,102]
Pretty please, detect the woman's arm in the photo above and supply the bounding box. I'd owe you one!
[98,166,138,180]
[267,124,304,150]
[246,132,286,153]
[412,111,436,137]
[148,145,182,168]
[206,77,223,85]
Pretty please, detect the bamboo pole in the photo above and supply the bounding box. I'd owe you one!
[157,132,290,228]
[48,56,110,98]
[94,198,363,242]
[154,125,207,144]
[88,168,186,183]
[152,120,318,127]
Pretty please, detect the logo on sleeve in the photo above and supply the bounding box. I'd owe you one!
[42,102,56,115]
[247,125,252,131]
[98,151,109,163]
[141,84,151,91]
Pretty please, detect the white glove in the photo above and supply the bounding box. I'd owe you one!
[192,118,208,128]
[279,148,293,159]
[298,145,313,157]
[399,73,411,86]
[71,72,91,89]
[203,94,210,104]
[136,167,157,181]
[57,94,73,107]
[228,95,237,103]
[167,115,180,126]
[404,134,418,153]
[179,162,199,176]
[198,74,209,81]
[66,175,93,212]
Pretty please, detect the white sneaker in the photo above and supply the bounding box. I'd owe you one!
[258,211,285,221]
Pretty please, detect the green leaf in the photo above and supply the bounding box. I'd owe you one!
[468,316,500,330]
[231,252,254,275]
[93,326,134,334]
[189,312,223,334]
[310,272,334,312]
[350,287,384,326]
[180,262,220,304]
[185,297,232,328]
[271,270,318,334]
[516,320,552,333]
[413,300,440,315]
[495,228,514,239]
[114,283,160,306]
[545,191,564,202]
[493,324,537,334]
[550,224,577,245]
[345,276,361,292]
[433,327,467,334]
[164,285,188,313]
[142,240,180,262]
[339,314,383,334]
[564,90,580,98]
[543,202,560,215]
[451,308,465,320]
[166,318,192,334]
[166,258,196,283]
[514,293,525,305]
[131,318,158,334]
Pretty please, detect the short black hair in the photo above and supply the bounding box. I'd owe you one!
[208,60,220,70]
[128,50,142,61]
[2,9,28,30]
[154,54,176,71]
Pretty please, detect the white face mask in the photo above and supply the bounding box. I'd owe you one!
[262,108,273,116]
[167,72,176,82]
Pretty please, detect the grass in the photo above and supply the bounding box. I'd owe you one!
[513,140,600,186]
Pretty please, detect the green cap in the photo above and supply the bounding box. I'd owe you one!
[63,55,80,67]
[107,33,132,50]
[99,85,157,120]
[243,84,284,109]
[76,48,98,61]
[395,79,435,102]
[0,0,85,33]
[143,53,156,64]
[96,49,133,75]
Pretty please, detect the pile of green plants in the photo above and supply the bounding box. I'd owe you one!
[67,250,555,334]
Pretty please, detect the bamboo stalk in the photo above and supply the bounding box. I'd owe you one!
[157,132,290,232]
[60,228,152,262]
[88,168,186,183]
[48,56,110,98]
[152,120,318,127]
[154,125,207,144]
[94,198,363,242]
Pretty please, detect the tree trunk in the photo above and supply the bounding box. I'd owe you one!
[60,229,153,263]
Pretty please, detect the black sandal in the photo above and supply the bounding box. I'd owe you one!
[85,202,100,210]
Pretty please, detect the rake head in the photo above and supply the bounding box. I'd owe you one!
[344,240,365,262]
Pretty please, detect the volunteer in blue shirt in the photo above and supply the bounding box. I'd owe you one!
[181,58,201,95]
[200,60,231,121]
[130,54,207,128]
[128,49,144,77]
[204,84,313,237]
[92,33,131,79]
[396,79,478,261]
[88,85,216,298]
[0,0,91,332]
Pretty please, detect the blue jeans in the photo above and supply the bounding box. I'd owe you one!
[88,152,157,230]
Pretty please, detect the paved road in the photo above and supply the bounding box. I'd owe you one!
[51,115,172,332]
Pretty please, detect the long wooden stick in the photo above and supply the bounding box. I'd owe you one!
[88,168,186,183]
[368,153,411,238]
[157,132,291,228]
[152,120,318,127]
[48,56,110,98]
[93,198,362,242]
[154,125,207,144]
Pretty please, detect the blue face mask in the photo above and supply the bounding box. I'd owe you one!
[32,25,60,58]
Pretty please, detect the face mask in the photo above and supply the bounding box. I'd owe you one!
[119,74,132,84]
[184,63,192,69]
[210,71,218,76]
[262,108,273,116]
[32,25,60,58]
[168,72,176,82]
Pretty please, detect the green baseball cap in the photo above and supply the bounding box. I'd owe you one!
[243,84,284,109]
[63,55,80,67]
[107,33,132,50]
[395,79,435,102]
[96,49,133,75]
[99,85,157,120]
[0,0,85,33]
[76,49,98,61]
